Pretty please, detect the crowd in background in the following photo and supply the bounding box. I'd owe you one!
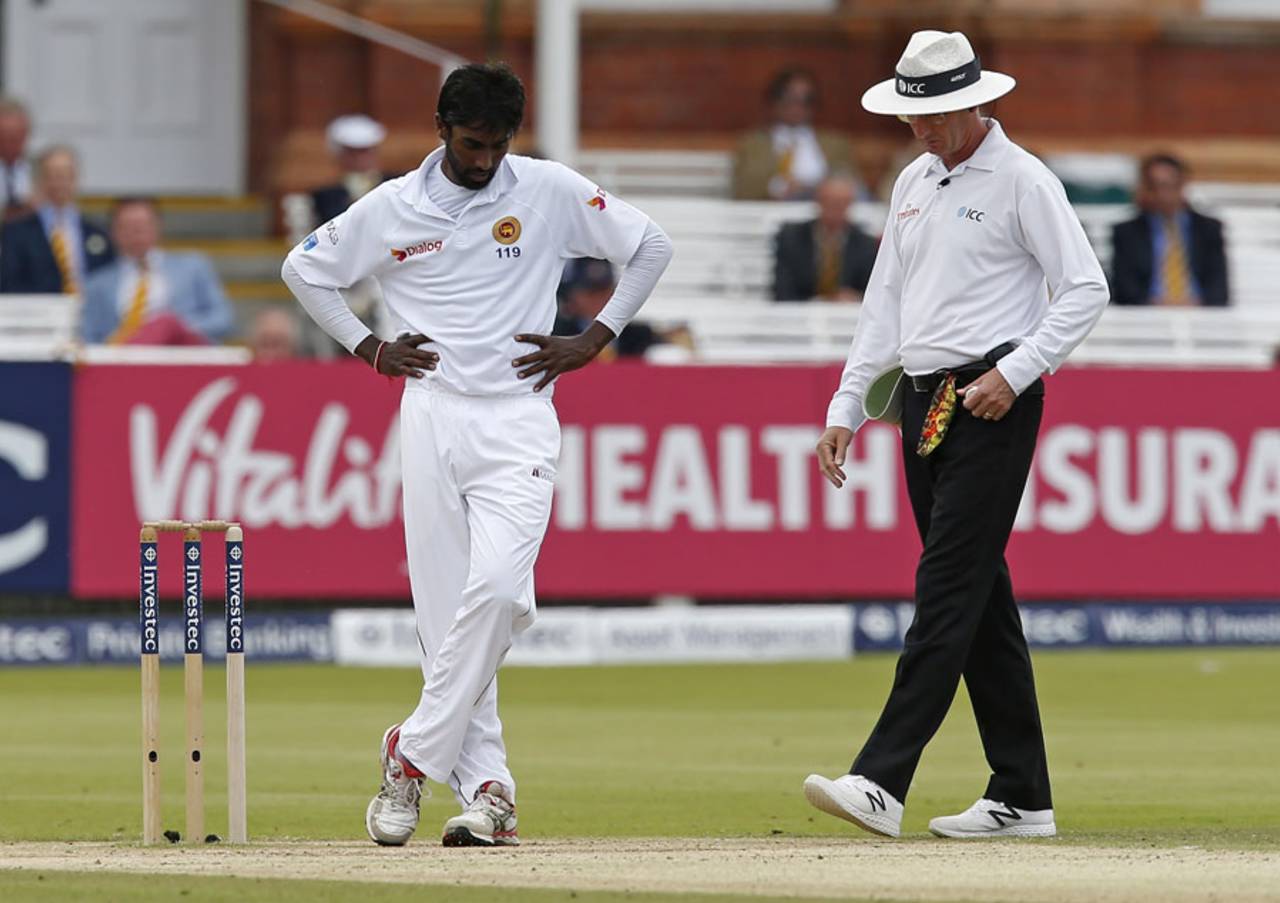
[0,65,1234,365]
[731,68,1230,310]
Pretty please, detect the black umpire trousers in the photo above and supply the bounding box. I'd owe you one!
[851,373,1053,811]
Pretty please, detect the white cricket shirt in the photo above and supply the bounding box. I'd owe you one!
[826,119,1109,432]
[285,147,652,397]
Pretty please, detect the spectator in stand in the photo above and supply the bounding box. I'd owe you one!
[773,174,879,302]
[311,114,395,225]
[301,114,397,356]
[0,145,113,294]
[1110,153,1228,307]
[554,258,662,359]
[733,68,860,202]
[250,306,302,362]
[80,197,234,344]
[0,97,34,223]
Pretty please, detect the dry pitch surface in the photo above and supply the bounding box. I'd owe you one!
[3,838,1279,902]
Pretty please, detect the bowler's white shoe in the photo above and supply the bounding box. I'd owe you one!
[928,798,1056,838]
[442,781,519,847]
[365,724,426,846]
[803,773,903,838]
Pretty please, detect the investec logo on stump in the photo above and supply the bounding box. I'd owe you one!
[139,542,160,654]
[183,539,202,653]
[226,542,244,655]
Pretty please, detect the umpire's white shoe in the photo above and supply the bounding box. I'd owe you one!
[365,724,426,846]
[803,773,903,838]
[442,781,519,847]
[928,798,1056,839]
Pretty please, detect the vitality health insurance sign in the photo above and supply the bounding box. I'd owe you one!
[71,362,1280,599]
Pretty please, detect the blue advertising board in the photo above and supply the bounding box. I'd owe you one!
[0,363,71,592]
[851,602,1280,652]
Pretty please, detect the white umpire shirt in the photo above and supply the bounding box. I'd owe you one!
[826,119,1109,432]
[283,146,670,398]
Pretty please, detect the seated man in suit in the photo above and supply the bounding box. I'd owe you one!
[311,114,394,225]
[80,197,234,345]
[0,145,113,293]
[1110,153,1228,307]
[773,174,879,302]
[733,68,862,202]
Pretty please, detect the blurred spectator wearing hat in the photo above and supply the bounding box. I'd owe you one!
[773,174,879,302]
[0,145,113,294]
[554,259,663,360]
[1109,153,1228,307]
[733,68,861,202]
[311,114,395,225]
[80,197,233,345]
[0,97,34,223]
[292,114,397,357]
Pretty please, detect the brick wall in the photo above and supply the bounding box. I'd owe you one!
[250,3,1280,192]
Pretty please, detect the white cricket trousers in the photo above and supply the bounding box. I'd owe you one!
[395,384,560,806]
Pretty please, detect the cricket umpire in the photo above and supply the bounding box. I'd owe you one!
[804,30,1109,839]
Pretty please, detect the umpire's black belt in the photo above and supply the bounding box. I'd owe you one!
[908,342,1018,394]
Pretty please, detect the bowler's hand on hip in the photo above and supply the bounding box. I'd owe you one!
[358,333,439,378]
[958,369,1015,421]
[513,321,615,392]
[817,426,854,488]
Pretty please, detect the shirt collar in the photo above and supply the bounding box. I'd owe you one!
[400,145,519,220]
[1146,208,1190,229]
[922,117,1011,180]
[38,203,80,231]
[127,249,163,273]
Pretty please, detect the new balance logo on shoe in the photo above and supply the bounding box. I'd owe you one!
[987,805,1022,827]
[865,790,886,812]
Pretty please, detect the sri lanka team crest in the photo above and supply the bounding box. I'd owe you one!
[492,216,522,245]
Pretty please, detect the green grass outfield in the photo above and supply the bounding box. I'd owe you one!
[2,649,1278,900]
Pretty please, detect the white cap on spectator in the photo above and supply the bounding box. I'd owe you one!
[326,114,386,152]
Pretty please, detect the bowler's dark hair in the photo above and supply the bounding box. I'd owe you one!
[437,63,525,136]
[1140,153,1188,182]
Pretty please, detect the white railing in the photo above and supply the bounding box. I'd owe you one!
[254,0,466,71]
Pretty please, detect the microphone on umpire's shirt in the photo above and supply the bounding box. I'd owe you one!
[937,178,951,189]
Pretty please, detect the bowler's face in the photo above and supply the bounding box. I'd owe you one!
[437,119,511,190]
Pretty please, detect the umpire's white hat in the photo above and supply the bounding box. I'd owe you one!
[861,31,1016,117]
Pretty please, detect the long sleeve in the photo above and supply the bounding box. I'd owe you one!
[280,257,373,353]
[825,207,903,432]
[593,218,673,336]
[281,187,395,353]
[996,177,1110,395]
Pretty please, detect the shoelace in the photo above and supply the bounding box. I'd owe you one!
[468,790,513,826]
[379,760,423,808]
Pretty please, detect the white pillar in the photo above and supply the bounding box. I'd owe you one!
[535,0,579,165]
